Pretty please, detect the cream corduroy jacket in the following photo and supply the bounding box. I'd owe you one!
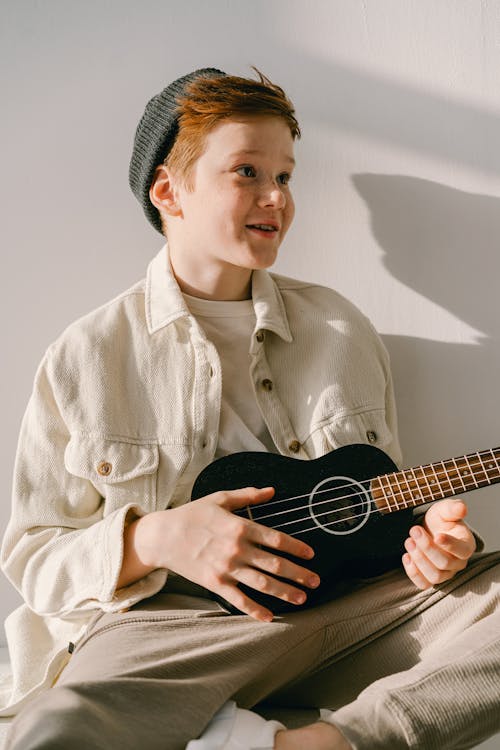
[0,245,403,716]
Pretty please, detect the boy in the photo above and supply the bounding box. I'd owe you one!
[1,67,498,750]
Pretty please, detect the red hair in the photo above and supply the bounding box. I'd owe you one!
[164,66,301,190]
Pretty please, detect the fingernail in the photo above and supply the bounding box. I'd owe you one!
[410,526,421,539]
[308,576,320,588]
[295,592,306,604]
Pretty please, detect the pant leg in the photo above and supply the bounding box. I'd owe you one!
[4,589,329,750]
[268,552,500,750]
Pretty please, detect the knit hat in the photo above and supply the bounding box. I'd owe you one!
[129,67,227,234]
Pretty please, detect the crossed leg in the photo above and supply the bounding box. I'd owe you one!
[5,553,500,750]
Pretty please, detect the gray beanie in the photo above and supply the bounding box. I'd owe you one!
[129,67,227,234]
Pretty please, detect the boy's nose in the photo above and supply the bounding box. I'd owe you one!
[258,181,286,209]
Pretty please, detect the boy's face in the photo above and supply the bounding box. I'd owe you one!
[164,115,296,286]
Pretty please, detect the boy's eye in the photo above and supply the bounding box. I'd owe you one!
[236,165,256,178]
[235,166,292,185]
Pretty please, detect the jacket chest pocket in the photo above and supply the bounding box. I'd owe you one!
[321,409,393,452]
[64,435,159,514]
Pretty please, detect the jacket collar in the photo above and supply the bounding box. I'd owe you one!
[145,244,292,342]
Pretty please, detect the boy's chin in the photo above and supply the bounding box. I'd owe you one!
[242,250,280,271]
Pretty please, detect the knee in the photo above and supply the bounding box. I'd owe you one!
[5,685,110,750]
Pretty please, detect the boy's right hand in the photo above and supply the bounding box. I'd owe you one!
[136,487,319,621]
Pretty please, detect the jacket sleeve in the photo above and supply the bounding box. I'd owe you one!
[0,349,167,620]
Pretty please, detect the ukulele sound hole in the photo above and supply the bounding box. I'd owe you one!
[308,475,371,535]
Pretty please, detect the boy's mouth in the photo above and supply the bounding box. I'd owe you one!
[246,223,279,235]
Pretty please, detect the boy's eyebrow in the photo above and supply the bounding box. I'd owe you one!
[229,149,296,166]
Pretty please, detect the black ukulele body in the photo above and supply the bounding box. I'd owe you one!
[191,444,415,615]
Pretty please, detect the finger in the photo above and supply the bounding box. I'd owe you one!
[250,549,321,589]
[251,523,315,561]
[404,536,467,586]
[425,499,468,531]
[411,521,476,561]
[407,526,451,570]
[215,486,276,511]
[428,529,477,560]
[215,581,275,622]
[214,487,315,560]
[410,524,471,566]
[402,552,431,589]
[231,566,308,607]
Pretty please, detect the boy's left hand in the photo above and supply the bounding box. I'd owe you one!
[402,499,477,589]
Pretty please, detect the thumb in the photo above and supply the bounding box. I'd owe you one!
[216,486,275,511]
[427,498,468,528]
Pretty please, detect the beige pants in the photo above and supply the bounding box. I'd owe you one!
[5,552,500,750]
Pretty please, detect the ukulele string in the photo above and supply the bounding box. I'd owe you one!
[250,478,481,538]
[272,461,497,536]
[253,457,492,521]
[273,473,481,537]
[246,454,497,532]
[249,452,496,517]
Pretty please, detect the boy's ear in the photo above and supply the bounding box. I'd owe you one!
[149,164,183,218]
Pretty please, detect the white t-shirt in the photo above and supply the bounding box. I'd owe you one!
[183,293,277,458]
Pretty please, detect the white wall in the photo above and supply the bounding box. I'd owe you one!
[1,1,499,743]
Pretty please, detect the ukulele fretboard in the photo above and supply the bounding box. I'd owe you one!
[371,447,500,513]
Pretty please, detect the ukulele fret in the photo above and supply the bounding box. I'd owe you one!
[393,471,411,508]
[415,465,434,502]
[409,467,425,503]
[372,474,393,512]
[440,460,455,494]
[452,458,467,492]
[464,455,479,488]
[429,462,446,499]
[475,452,488,484]
[486,449,500,482]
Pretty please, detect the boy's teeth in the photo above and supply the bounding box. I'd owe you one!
[251,224,275,231]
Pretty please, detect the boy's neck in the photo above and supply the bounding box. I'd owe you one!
[168,246,253,301]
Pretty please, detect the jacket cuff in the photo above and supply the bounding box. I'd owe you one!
[102,504,168,611]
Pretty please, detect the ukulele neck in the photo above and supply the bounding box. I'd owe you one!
[372,447,500,513]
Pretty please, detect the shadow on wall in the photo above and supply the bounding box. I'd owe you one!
[352,174,500,465]
[286,52,500,177]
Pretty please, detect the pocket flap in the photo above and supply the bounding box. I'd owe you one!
[322,409,393,450]
[64,435,159,484]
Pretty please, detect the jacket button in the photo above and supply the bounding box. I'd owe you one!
[289,440,301,453]
[366,430,377,443]
[97,461,112,476]
[256,330,265,343]
[261,378,273,391]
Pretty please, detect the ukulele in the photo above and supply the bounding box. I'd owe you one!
[191,443,500,615]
